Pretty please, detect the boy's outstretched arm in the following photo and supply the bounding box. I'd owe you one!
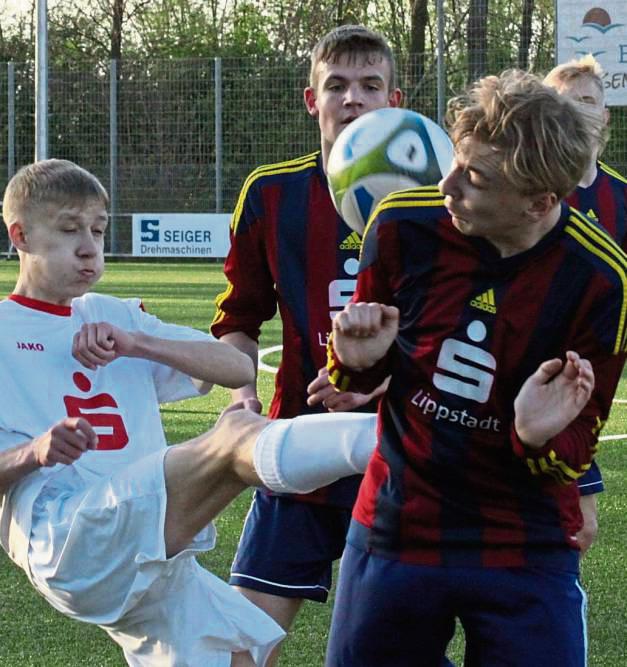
[72,322,255,389]
[331,302,399,371]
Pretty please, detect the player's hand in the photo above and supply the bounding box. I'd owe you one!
[514,351,595,449]
[31,417,98,467]
[72,322,136,370]
[332,302,399,370]
[307,367,388,411]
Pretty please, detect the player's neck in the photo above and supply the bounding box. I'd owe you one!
[12,279,73,307]
[487,204,562,259]
[578,160,598,189]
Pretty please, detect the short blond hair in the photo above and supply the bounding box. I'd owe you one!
[543,55,608,153]
[446,69,603,199]
[2,159,108,229]
[543,54,605,97]
[309,24,396,90]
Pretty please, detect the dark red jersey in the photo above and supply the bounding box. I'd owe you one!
[566,161,627,494]
[565,161,627,248]
[212,151,367,506]
[329,186,627,568]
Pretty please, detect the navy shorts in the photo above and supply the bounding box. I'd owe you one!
[577,459,604,496]
[229,490,352,602]
[326,543,587,667]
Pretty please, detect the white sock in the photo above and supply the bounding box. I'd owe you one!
[253,413,378,493]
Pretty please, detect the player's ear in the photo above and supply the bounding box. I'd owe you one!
[8,221,28,250]
[304,87,318,118]
[388,88,403,108]
[527,192,558,221]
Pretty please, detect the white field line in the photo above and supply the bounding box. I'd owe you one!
[258,345,282,374]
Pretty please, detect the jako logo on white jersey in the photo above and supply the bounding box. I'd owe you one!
[16,341,44,351]
[433,320,496,404]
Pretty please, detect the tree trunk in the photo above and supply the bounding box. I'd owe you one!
[410,0,428,78]
[467,0,488,83]
[335,0,345,25]
[518,0,534,69]
[111,0,124,60]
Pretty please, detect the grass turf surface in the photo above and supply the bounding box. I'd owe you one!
[0,261,625,666]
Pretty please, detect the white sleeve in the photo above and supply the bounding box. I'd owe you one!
[0,428,31,453]
[73,294,216,404]
[134,306,217,404]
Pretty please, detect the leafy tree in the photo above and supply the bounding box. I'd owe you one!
[131,0,220,58]
[48,0,151,62]
[0,0,36,62]
[220,2,273,56]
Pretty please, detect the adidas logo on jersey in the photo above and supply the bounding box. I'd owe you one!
[586,208,598,222]
[339,232,362,251]
[470,289,496,314]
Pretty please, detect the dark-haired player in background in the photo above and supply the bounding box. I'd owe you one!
[545,55,627,554]
[211,24,401,665]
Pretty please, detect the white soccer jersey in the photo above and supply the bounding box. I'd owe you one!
[0,292,212,573]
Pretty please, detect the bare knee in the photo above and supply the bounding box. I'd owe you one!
[231,588,303,667]
[233,587,303,631]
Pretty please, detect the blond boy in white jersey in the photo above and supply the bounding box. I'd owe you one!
[0,159,378,666]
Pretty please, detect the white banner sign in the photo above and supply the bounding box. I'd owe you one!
[132,213,231,258]
[556,1,627,106]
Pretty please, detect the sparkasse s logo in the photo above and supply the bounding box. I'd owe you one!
[433,320,496,403]
[141,219,160,242]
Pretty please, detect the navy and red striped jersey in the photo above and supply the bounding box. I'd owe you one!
[565,161,627,248]
[566,161,627,496]
[211,151,365,506]
[330,186,627,568]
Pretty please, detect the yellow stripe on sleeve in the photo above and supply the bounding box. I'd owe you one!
[231,152,320,235]
[361,187,445,242]
[211,281,234,327]
[565,211,627,354]
[598,161,627,184]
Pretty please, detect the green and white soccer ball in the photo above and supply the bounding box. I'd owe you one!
[327,107,454,235]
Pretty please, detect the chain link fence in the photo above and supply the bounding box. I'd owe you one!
[1,52,626,255]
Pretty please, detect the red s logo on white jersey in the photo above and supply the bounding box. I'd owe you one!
[63,372,129,450]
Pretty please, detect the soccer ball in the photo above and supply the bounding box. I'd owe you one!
[327,107,454,235]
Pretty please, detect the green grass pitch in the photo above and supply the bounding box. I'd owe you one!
[0,261,625,666]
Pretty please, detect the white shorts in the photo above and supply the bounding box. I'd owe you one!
[28,449,284,666]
